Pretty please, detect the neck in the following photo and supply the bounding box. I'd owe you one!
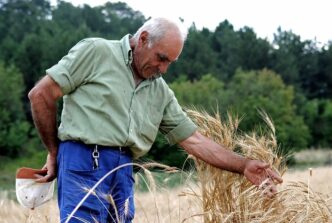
[132,70,144,87]
[129,38,145,87]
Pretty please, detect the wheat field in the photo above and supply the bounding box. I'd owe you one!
[0,165,331,223]
[1,109,331,222]
[134,166,332,223]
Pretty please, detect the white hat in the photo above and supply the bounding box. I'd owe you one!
[15,167,55,209]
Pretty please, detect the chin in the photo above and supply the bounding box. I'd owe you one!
[142,72,157,79]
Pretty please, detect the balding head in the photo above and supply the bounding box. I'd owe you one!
[130,17,187,80]
[132,17,188,47]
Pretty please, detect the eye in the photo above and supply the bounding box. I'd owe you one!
[156,53,169,63]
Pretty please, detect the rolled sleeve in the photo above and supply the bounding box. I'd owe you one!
[47,65,74,94]
[165,118,197,145]
[45,39,96,95]
[160,89,197,145]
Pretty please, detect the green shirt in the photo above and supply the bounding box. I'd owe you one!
[46,35,197,159]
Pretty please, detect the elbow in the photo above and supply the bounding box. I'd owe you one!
[28,88,34,101]
[28,86,45,104]
[28,75,62,106]
[28,87,38,102]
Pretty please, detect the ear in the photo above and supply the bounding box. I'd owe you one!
[138,31,149,46]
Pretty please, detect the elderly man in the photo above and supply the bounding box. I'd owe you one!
[29,17,282,222]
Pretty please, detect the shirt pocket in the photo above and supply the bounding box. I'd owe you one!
[139,101,163,144]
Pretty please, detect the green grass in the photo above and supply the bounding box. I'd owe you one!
[0,149,47,190]
[2,148,331,193]
[135,170,195,192]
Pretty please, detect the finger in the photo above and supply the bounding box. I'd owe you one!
[266,169,283,184]
[34,173,47,179]
[258,178,270,189]
[270,184,277,194]
[258,162,270,169]
[34,174,55,183]
[262,183,277,198]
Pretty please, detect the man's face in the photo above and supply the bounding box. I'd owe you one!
[133,31,183,79]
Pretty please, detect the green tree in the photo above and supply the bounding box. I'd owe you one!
[0,0,51,63]
[223,69,310,151]
[211,20,241,80]
[170,70,310,152]
[167,26,218,82]
[0,62,30,157]
[269,28,302,86]
[298,40,320,98]
[170,74,225,113]
[238,26,271,71]
[144,75,225,167]
[98,2,145,38]
[145,133,188,168]
[300,99,332,147]
[318,43,332,98]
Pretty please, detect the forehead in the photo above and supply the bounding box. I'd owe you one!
[152,33,183,61]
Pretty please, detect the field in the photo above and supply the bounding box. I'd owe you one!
[1,109,331,222]
[0,165,331,223]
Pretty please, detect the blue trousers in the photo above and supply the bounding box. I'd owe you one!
[57,141,135,223]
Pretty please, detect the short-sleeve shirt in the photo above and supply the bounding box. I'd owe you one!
[46,34,197,159]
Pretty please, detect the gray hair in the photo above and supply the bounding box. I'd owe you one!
[132,17,188,47]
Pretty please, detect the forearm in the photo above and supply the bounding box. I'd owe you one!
[179,131,248,174]
[29,92,58,156]
[28,76,63,157]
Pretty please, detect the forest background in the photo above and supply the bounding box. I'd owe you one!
[0,0,331,188]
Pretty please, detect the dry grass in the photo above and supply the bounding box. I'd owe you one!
[284,166,332,195]
[184,109,331,223]
[0,167,331,222]
[0,191,59,223]
[1,110,331,222]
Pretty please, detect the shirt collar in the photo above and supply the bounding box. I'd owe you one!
[120,34,133,65]
[120,34,161,82]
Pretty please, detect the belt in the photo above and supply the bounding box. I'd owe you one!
[85,143,131,170]
[70,140,131,154]
[87,144,131,154]
[62,140,132,170]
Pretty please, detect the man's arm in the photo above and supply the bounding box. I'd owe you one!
[28,75,63,182]
[179,130,283,196]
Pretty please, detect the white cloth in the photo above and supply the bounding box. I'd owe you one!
[15,168,55,209]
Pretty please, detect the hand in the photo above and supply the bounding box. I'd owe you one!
[243,159,283,198]
[35,153,57,183]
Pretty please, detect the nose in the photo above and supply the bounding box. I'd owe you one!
[158,62,170,74]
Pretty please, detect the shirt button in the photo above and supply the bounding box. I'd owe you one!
[130,129,133,132]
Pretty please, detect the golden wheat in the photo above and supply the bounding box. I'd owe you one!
[185,109,331,223]
[1,109,331,222]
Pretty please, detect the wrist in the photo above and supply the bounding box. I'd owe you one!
[240,157,250,175]
[48,150,57,159]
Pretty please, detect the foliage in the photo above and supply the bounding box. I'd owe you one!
[0,62,30,157]
[171,70,310,152]
[0,0,331,162]
[0,149,47,190]
[299,99,332,147]
[222,69,310,150]
[170,74,224,113]
[166,27,218,82]
[143,133,189,169]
